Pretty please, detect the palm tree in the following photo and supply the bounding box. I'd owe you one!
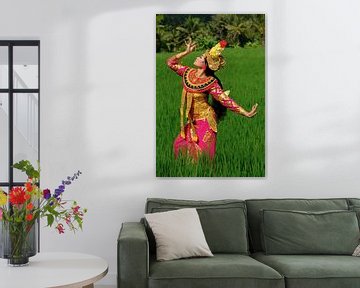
[176,16,204,44]
[156,14,182,52]
[250,14,265,46]
[209,14,231,40]
[224,15,252,47]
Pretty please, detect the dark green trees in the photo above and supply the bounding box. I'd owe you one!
[156,14,265,52]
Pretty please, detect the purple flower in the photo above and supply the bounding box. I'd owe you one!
[54,189,63,198]
[54,170,82,199]
[43,189,51,200]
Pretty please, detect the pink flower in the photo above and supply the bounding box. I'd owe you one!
[56,223,65,234]
[72,205,80,215]
[65,214,71,225]
[0,208,3,220]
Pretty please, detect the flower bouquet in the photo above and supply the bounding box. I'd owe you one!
[0,160,87,266]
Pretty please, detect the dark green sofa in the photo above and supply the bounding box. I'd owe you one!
[118,198,360,288]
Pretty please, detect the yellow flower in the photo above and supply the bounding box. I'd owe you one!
[0,189,7,206]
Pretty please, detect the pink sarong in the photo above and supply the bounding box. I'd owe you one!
[173,119,216,161]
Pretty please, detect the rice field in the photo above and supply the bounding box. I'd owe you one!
[156,47,265,177]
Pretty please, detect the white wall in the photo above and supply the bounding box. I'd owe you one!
[1,0,360,285]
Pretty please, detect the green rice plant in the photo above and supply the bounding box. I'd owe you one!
[156,47,265,177]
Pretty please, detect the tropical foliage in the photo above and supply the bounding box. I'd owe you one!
[156,14,265,52]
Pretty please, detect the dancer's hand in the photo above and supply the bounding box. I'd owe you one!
[185,38,196,54]
[243,103,258,118]
[172,38,196,61]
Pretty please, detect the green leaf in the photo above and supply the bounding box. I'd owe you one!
[47,214,54,227]
[12,160,40,180]
[75,215,83,229]
[12,160,30,170]
[46,205,60,217]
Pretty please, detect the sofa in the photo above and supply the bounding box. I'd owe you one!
[118,198,360,288]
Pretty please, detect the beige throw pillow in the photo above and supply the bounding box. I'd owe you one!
[353,244,360,256]
[145,208,213,261]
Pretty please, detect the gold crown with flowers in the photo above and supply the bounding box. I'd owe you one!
[204,40,227,71]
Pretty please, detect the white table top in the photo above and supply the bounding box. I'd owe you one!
[0,252,108,288]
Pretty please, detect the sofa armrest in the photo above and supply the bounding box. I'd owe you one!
[118,222,149,288]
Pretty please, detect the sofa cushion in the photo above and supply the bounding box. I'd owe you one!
[252,252,360,288]
[346,199,360,229]
[145,208,213,261]
[347,198,360,207]
[149,254,284,288]
[246,198,349,252]
[146,198,249,254]
[261,209,359,255]
[349,205,360,228]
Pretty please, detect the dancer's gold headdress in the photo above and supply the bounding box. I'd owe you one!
[204,40,227,71]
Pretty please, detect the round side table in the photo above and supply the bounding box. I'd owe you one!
[0,252,108,288]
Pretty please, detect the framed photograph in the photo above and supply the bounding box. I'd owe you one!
[156,14,265,177]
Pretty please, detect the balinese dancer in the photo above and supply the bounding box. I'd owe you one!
[167,39,258,161]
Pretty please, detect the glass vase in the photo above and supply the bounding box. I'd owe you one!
[0,220,37,266]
